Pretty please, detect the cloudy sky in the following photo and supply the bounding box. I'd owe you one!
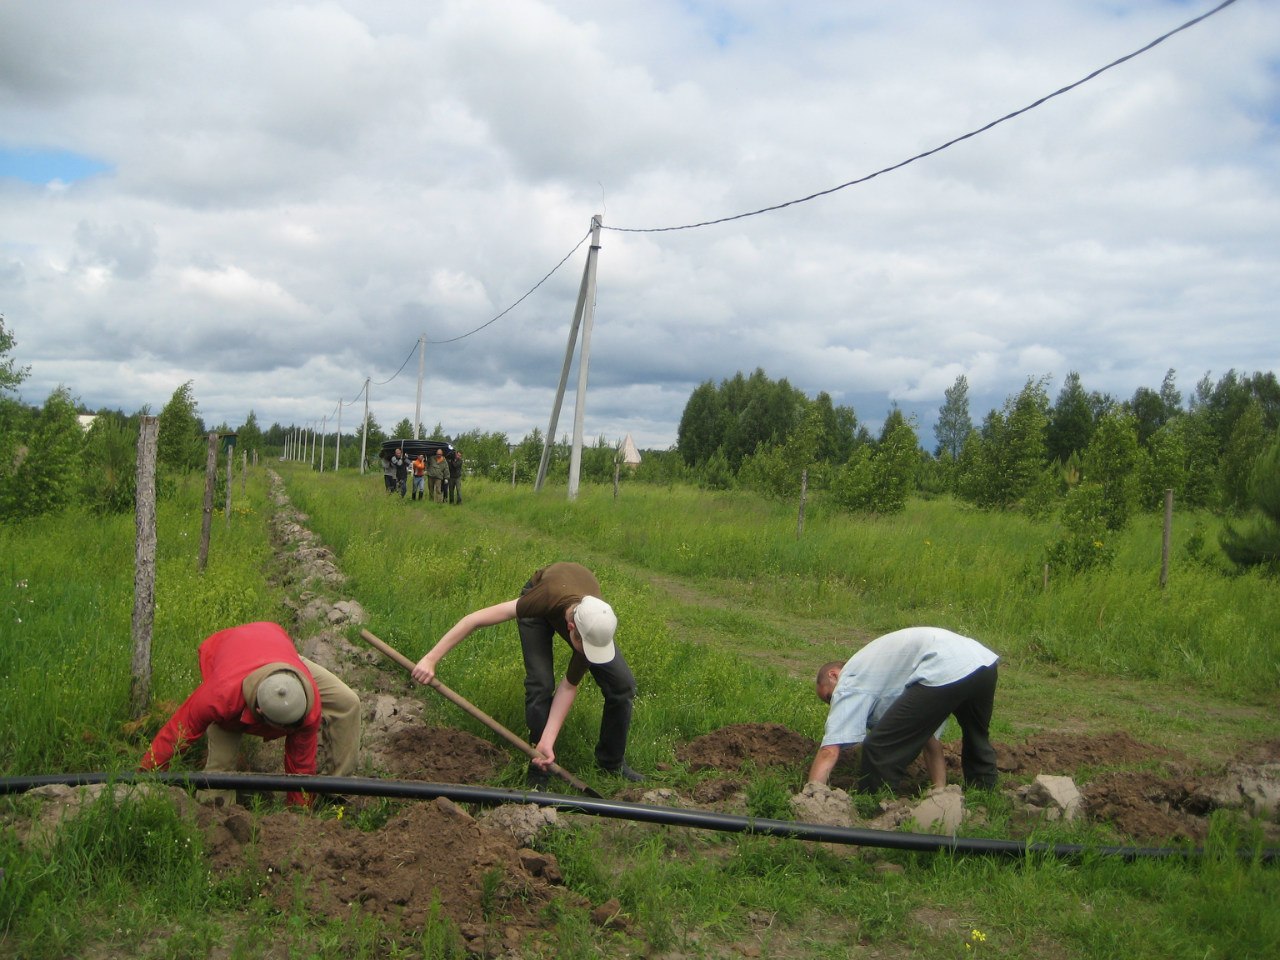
[2,0,1277,451]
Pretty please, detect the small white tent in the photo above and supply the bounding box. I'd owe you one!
[619,433,642,468]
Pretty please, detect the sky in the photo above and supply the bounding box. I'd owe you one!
[1,0,1277,452]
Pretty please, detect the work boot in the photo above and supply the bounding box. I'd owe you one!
[525,764,550,791]
[598,762,645,783]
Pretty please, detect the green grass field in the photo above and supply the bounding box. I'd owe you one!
[1,464,1276,958]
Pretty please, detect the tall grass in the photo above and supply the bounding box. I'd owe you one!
[465,481,1279,700]
[0,472,284,774]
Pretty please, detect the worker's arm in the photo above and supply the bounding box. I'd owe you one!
[807,744,843,786]
[923,736,945,790]
[531,677,580,770]
[411,599,520,683]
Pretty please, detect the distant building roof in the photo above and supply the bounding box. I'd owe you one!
[619,433,641,466]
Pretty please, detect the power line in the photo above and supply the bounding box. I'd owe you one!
[604,0,1240,235]
[426,229,592,345]
[370,342,418,387]
[350,229,591,401]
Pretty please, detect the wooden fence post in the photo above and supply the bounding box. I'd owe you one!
[796,468,808,539]
[224,441,233,527]
[198,431,217,572]
[1160,488,1174,589]
[130,416,159,718]
[613,462,620,500]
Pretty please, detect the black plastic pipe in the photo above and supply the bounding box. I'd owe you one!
[3,771,1275,863]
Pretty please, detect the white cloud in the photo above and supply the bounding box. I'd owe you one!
[1,0,1276,450]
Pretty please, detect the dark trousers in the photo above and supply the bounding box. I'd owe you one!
[516,588,636,770]
[448,477,462,503]
[859,664,999,793]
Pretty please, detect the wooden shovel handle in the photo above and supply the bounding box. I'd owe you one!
[358,628,601,797]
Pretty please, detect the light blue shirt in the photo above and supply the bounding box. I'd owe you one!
[821,627,999,748]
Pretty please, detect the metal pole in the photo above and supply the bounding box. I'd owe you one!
[414,334,426,439]
[319,415,327,473]
[568,215,602,501]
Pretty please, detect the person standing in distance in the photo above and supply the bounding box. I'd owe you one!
[411,561,642,786]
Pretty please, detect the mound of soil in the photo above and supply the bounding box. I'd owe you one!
[674,722,815,772]
[377,724,507,784]
[994,730,1179,776]
[199,796,581,955]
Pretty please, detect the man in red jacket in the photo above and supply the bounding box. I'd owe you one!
[140,622,361,807]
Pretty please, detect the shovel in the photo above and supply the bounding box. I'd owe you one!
[358,628,603,798]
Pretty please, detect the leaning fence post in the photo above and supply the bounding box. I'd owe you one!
[198,431,217,572]
[130,416,159,718]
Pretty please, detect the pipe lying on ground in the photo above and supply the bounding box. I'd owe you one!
[2,771,1275,863]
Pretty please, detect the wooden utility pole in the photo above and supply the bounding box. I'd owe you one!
[130,416,158,717]
[198,431,217,571]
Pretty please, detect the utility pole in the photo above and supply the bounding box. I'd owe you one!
[359,379,370,474]
[414,334,426,439]
[335,400,342,470]
[319,415,327,472]
[537,214,602,497]
[567,215,602,501]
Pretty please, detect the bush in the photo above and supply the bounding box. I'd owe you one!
[1043,483,1115,576]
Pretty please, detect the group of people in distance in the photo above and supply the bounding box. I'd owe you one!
[141,560,999,805]
[382,446,463,504]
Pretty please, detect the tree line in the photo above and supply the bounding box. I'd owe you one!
[672,365,1280,573]
[3,314,1275,572]
[0,317,642,519]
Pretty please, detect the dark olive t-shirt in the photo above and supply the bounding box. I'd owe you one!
[515,562,601,684]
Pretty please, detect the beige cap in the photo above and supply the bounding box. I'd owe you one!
[257,671,307,726]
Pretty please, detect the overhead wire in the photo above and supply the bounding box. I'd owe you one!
[342,229,591,410]
[603,0,1240,234]
[326,0,1238,421]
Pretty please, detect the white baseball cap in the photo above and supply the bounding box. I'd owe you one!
[573,596,618,664]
